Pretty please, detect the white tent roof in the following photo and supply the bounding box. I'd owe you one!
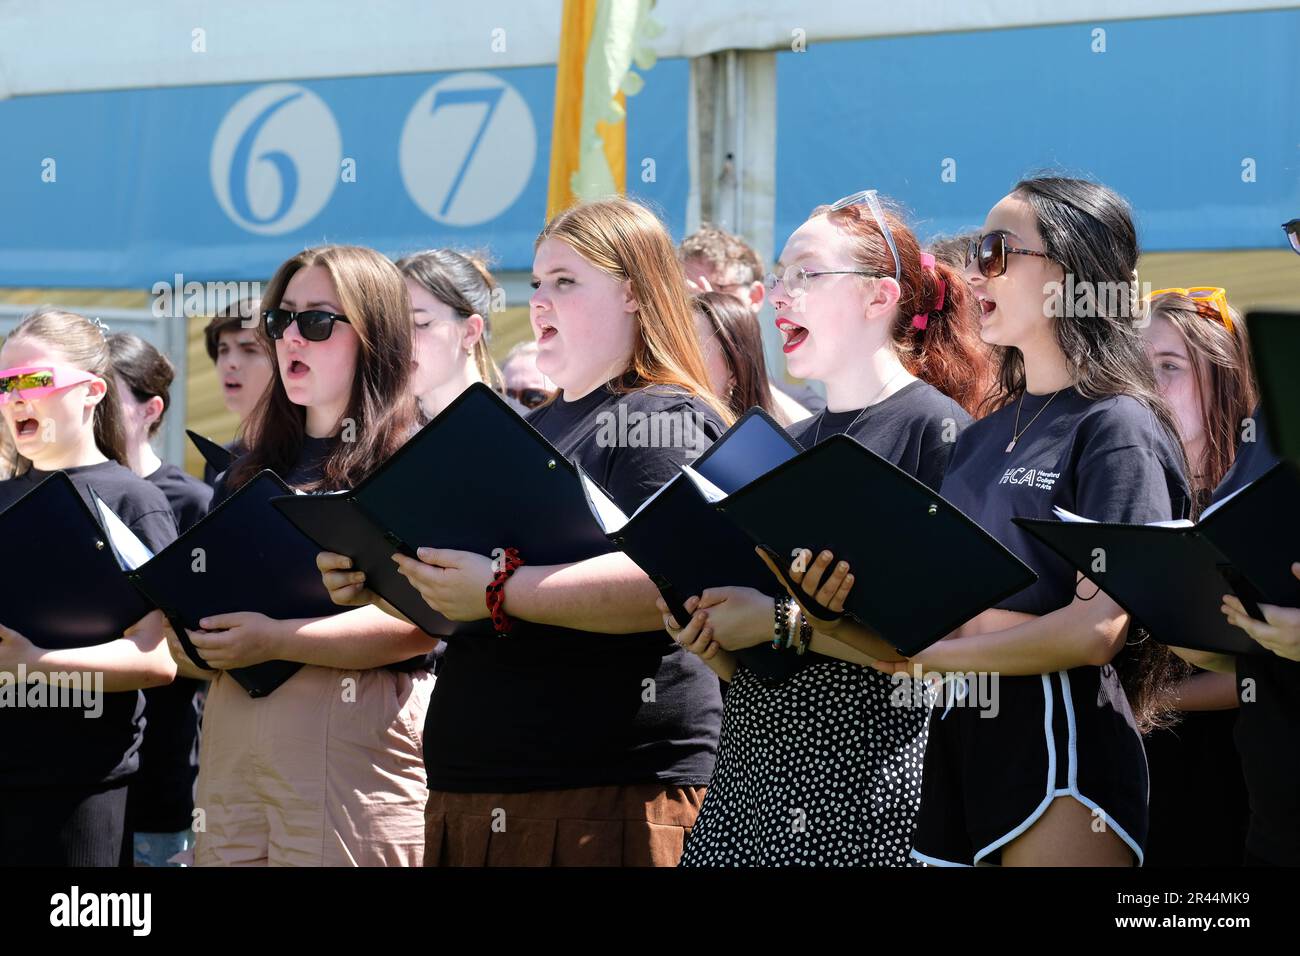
[0,0,1286,97]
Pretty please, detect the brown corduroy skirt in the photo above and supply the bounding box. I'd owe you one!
[424,784,706,866]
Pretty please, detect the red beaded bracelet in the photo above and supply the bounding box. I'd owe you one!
[485,547,523,635]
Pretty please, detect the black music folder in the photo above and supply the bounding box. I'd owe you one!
[579,407,807,679]
[683,434,1039,656]
[128,470,345,697]
[186,429,236,475]
[1016,461,1300,656]
[1246,308,1300,465]
[270,383,611,638]
[0,472,154,649]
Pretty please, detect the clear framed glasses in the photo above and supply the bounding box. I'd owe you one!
[826,188,901,283]
[762,264,885,296]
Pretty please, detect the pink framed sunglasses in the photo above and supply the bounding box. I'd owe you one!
[0,364,102,403]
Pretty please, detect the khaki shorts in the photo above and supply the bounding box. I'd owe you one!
[194,665,433,866]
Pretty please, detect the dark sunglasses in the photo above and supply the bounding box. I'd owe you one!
[263,307,351,342]
[507,387,553,409]
[964,232,1052,278]
[1284,219,1300,256]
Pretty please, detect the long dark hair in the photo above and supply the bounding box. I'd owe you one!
[1001,176,1190,732]
[692,290,781,422]
[983,177,1181,433]
[2,308,129,476]
[228,245,418,492]
[811,197,993,415]
[108,332,176,438]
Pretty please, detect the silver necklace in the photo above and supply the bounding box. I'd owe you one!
[813,368,907,446]
[1006,388,1063,453]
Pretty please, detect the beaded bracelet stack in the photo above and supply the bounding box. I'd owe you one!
[797,612,813,655]
[771,594,791,649]
[771,594,812,655]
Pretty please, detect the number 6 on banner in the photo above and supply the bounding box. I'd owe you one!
[211,83,342,236]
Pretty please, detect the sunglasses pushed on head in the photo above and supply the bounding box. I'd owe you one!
[1148,287,1235,332]
[763,188,902,295]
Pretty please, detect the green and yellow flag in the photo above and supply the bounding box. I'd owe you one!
[547,0,659,220]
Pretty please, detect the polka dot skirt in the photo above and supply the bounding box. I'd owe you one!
[680,660,930,867]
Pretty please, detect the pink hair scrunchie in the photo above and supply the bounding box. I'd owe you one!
[911,252,947,330]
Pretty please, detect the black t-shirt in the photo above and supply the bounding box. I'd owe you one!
[789,379,971,493]
[211,434,336,507]
[148,462,213,534]
[423,382,727,792]
[131,462,213,831]
[0,460,178,791]
[940,389,1191,615]
[1213,408,1300,864]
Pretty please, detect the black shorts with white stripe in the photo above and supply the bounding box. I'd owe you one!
[910,665,1148,866]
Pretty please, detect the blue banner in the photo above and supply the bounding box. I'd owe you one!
[0,59,689,287]
[775,9,1299,253]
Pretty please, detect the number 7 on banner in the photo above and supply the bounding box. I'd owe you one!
[429,86,505,217]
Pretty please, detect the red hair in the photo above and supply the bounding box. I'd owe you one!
[811,200,993,415]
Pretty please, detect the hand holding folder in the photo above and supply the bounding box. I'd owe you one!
[0,473,154,650]
[579,408,803,625]
[1016,461,1300,656]
[271,383,612,638]
[682,434,1039,657]
[128,470,346,697]
[577,407,809,679]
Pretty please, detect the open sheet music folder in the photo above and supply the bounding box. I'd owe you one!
[1017,461,1300,656]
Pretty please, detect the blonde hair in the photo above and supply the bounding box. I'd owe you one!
[536,197,734,426]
